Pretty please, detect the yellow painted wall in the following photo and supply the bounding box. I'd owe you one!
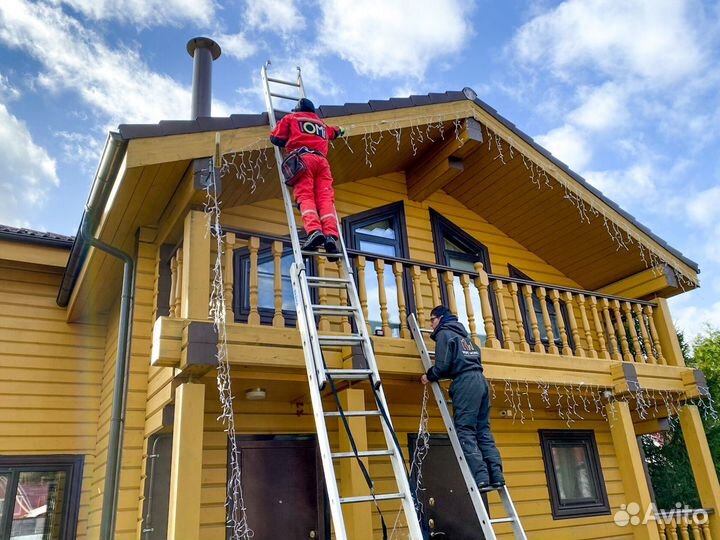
[0,260,106,539]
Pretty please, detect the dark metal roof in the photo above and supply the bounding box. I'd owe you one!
[117,88,699,273]
[0,224,74,249]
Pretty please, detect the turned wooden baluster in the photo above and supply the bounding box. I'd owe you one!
[271,240,285,327]
[549,289,571,356]
[224,233,236,321]
[473,262,500,349]
[575,294,596,358]
[509,282,531,353]
[411,265,426,327]
[522,284,543,353]
[690,519,702,540]
[356,256,371,334]
[173,247,183,318]
[700,521,711,540]
[600,297,620,360]
[536,287,559,354]
[611,299,633,362]
[561,292,585,357]
[633,303,655,364]
[589,296,610,359]
[317,256,330,332]
[461,274,482,347]
[680,516,691,540]
[247,237,261,325]
[623,301,643,362]
[669,518,680,540]
[375,259,391,336]
[442,270,458,314]
[393,262,410,338]
[644,304,667,365]
[169,251,178,318]
[658,521,667,540]
[492,280,515,351]
[427,268,441,309]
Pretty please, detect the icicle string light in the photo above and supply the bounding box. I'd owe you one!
[204,161,254,540]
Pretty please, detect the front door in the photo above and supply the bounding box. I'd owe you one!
[410,434,488,539]
[235,436,327,540]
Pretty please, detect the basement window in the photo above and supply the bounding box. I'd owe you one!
[539,430,610,519]
[0,455,83,540]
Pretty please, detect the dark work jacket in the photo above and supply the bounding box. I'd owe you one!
[426,316,482,382]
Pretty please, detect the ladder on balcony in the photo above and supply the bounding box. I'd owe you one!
[260,63,424,540]
[407,313,528,540]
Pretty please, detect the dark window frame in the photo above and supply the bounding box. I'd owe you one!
[508,264,575,353]
[342,201,415,324]
[233,238,316,327]
[429,208,502,342]
[0,454,84,540]
[539,430,610,519]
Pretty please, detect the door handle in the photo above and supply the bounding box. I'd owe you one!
[309,530,317,539]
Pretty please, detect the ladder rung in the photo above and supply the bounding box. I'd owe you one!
[325,368,372,380]
[324,410,381,417]
[301,249,341,259]
[419,328,433,334]
[332,449,394,459]
[312,304,358,316]
[267,76,300,87]
[340,493,404,504]
[270,91,300,101]
[428,351,435,356]
[318,335,364,346]
[306,276,351,288]
[490,517,516,524]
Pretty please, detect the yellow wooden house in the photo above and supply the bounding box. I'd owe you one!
[1,39,718,540]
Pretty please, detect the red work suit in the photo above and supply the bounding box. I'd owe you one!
[270,112,342,237]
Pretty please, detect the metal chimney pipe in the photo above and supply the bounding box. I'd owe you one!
[186,37,221,119]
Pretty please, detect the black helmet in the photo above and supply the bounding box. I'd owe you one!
[293,98,315,113]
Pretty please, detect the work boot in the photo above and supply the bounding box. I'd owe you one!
[302,230,325,251]
[324,235,340,261]
[489,468,505,488]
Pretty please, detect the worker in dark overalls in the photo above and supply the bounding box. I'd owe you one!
[420,305,505,490]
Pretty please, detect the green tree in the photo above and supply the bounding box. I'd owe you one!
[641,327,720,510]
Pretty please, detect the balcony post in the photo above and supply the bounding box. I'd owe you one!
[607,400,660,540]
[652,297,685,367]
[181,210,210,320]
[678,404,720,538]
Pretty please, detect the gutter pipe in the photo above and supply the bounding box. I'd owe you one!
[56,132,133,540]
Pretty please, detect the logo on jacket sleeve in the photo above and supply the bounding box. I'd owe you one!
[298,120,327,138]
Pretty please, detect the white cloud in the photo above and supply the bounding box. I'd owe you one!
[512,0,705,86]
[686,186,720,225]
[0,103,59,227]
[670,292,720,341]
[583,163,656,202]
[0,74,21,101]
[54,130,104,172]
[568,82,627,132]
[318,0,473,79]
[246,0,305,34]
[215,32,256,61]
[51,0,216,27]
[0,0,230,127]
[535,124,591,170]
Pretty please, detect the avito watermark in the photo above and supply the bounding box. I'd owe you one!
[614,502,709,527]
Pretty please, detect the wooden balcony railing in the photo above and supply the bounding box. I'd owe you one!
[657,509,714,540]
[164,229,678,365]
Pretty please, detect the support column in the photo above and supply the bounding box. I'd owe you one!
[679,404,720,538]
[607,400,660,540]
[167,382,206,540]
[181,210,210,320]
[652,297,684,366]
[338,388,373,539]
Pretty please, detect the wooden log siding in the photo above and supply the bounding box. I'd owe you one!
[221,228,663,364]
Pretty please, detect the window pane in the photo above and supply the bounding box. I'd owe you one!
[358,240,396,258]
[444,237,469,254]
[10,470,67,540]
[446,254,476,273]
[356,219,395,240]
[364,264,400,337]
[1,472,9,531]
[452,277,488,346]
[550,445,597,502]
[248,252,296,313]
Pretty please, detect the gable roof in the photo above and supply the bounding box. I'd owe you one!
[0,224,74,249]
[116,87,698,273]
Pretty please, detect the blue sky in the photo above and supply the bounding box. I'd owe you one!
[0,0,719,339]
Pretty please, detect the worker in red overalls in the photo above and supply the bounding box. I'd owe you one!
[270,98,346,255]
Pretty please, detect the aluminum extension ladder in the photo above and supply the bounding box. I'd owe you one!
[260,63,424,540]
[407,313,528,540]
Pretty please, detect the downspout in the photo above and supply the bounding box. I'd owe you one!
[56,132,133,540]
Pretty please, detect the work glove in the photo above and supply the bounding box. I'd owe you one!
[338,127,347,137]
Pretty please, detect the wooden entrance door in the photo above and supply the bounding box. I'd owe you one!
[410,434,488,540]
[235,436,327,540]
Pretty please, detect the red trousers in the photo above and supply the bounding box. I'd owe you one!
[292,153,339,238]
